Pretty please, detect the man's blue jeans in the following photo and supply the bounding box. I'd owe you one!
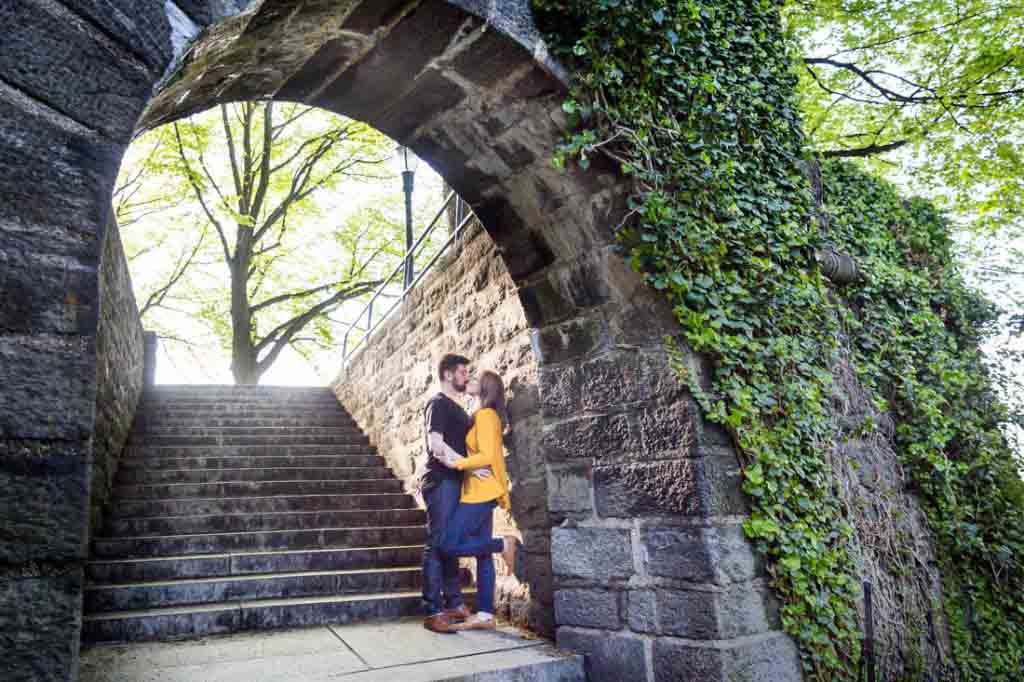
[421,473,464,615]
[439,500,502,614]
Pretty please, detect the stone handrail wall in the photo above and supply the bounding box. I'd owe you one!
[332,219,549,629]
[90,216,146,538]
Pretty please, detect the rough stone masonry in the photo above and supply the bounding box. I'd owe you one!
[335,216,803,682]
[1,1,806,680]
[334,219,546,631]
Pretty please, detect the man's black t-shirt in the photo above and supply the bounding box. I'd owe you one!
[423,392,471,479]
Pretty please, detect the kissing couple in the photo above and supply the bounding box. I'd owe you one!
[420,353,523,633]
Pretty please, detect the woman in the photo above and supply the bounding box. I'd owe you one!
[434,370,522,631]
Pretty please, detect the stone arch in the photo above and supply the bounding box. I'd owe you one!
[0,1,800,680]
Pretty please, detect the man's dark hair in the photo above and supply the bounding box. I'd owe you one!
[438,353,470,382]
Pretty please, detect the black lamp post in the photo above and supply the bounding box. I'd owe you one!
[396,145,419,289]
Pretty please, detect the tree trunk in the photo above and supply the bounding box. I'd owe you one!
[229,235,259,385]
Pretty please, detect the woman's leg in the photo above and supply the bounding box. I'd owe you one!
[440,502,502,558]
[474,508,496,615]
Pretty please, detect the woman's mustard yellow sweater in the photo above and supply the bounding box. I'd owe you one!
[454,408,510,510]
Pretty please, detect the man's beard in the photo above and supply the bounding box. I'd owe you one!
[453,380,467,393]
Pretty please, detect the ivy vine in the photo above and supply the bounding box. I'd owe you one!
[822,160,1024,680]
[532,0,1024,679]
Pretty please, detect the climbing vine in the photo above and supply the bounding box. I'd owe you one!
[531,0,860,677]
[822,160,1024,680]
[532,0,1024,679]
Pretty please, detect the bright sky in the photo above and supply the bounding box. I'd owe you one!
[119,116,448,387]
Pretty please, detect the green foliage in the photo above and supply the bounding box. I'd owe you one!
[533,0,1024,678]
[116,103,446,383]
[786,0,1024,233]
[822,160,1024,680]
[532,0,861,677]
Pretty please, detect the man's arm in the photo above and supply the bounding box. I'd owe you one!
[428,431,453,460]
[430,430,492,479]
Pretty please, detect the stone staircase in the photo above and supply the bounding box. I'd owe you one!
[83,386,437,643]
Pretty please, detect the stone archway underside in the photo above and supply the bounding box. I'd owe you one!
[0,1,800,680]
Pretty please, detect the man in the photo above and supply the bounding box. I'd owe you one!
[421,353,487,633]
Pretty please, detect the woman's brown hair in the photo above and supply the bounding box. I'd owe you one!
[477,370,508,427]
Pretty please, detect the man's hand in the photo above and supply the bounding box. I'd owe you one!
[471,467,493,480]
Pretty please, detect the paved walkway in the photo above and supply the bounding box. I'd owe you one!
[80,619,582,681]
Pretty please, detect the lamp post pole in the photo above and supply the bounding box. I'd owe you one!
[402,168,415,289]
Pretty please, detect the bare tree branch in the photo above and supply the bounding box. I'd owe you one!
[254,280,381,360]
[139,226,209,317]
[804,57,1024,106]
[251,279,363,314]
[173,122,234,265]
[249,101,275,224]
[240,102,256,214]
[822,139,911,158]
[221,104,243,200]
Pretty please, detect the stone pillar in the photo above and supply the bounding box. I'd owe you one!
[143,332,159,388]
[0,2,235,680]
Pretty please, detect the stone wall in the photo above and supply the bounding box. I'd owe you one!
[333,219,549,630]
[829,342,951,675]
[90,216,146,537]
[2,2,807,680]
[332,213,804,682]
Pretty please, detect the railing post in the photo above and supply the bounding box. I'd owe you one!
[143,331,158,388]
[864,580,875,682]
[342,191,467,367]
[403,170,415,289]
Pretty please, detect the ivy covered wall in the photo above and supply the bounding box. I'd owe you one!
[531,0,1024,679]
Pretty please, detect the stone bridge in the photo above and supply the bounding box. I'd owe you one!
[1,1,940,680]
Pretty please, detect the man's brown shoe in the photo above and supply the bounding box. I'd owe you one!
[454,615,497,631]
[444,605,472,622]
[423,613,457,634]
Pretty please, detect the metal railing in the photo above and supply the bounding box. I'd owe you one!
[340,191,474,366]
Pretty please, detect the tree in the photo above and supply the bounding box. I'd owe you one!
[124,102,399,384]
[787,0,1024,229]
[787,1,1024,451]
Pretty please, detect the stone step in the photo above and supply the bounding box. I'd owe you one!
[147,385,335,393]
[138,416,358,428]
[118,453,385,471]
[141,410,351,421]
[142,404,345,412]
[84,566,423,613]
[116,465,394,485]
[348,643,585,679]
[92,525,427,558]
[84,386,446,648]
[138,434,370,447]
[81,591,437,643]
[135,426,365,437]
[141,407,348,418]
[86,545,425,584]
[142,406,352,418]
[105,508,427,537]
[143,397,345,407]
[109,493,418,519]
[144,391,340,399]
[133,444,377,458]
[79,621,581,682]
[338,646,585,682]
[143,392,341,403]
[112,478,404,500]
